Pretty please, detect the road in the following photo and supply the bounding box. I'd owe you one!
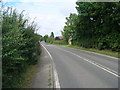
[41,42,119,88]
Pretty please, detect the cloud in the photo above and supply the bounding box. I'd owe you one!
[5,1,77,36]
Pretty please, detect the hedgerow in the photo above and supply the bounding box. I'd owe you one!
[2,7,41,88]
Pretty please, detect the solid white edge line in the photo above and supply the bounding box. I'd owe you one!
[61,46,119,60]
[56,47,120,78]
[41,44,61,88]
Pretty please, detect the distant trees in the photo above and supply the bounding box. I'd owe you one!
[43,34,49,42]
[50,32,54,38]
[62,2,120,51]
[43,32,55,44]
[2,6,41,88]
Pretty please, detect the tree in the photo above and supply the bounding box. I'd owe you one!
[44,34,48,42]
[62,13,78,44]
[62,2,120,51]
[50,32,54,38]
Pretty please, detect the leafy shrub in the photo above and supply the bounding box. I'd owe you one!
[2,7,41,88]
[53,40,67,45]
[46,37,54,44]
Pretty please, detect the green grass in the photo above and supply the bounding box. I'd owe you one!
[17,64,38,88]
[53,40,67,45]
[52,43,66,46]
[53,44,119,58]
[17,56,41,88]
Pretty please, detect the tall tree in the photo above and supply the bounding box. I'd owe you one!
[62,13,78,44]
[50,32,54,38]
[62,2,120,51]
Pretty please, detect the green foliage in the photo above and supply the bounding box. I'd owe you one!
[43,34,49,42]
[46,37,54,44]
[44,32,55,44]
[62,2,120,52]
[53,40,67,45]
[62,13,78,44]
[50,32,54,38]
[2,7,41,88]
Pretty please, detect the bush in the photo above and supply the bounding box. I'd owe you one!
[53,40,67,45]
[2,7,41,88]
[46,37,54,44]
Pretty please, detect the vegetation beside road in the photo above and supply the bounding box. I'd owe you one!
[53,42,119,58]
[2,6,42,88]
[68,45,119,58]
[16,64,38,88]
[53,40,67,45]
[62,2,120,52]
[43,32,119,58]
[43,2,119,58]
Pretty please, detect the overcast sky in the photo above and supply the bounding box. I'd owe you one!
[4,0,78,36]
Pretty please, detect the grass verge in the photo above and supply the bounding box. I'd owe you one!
[17,64,38,88]
[17,56,40,88]
[53,44,119,58]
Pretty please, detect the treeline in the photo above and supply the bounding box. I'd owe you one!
[43,32,55,44]
[62,2,120,51]
[2,7,42,88]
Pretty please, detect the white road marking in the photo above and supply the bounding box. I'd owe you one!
[61,46,119,60]
[41,44,61,88]
[55,47,120,78]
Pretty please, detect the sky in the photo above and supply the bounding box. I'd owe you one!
[3,0,78,36]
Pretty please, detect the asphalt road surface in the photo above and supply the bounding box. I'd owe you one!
[41,42,119,88]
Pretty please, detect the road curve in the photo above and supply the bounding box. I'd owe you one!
[41,42,119,88]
